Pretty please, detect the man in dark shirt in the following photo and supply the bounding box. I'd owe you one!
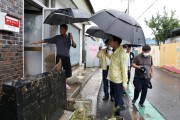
[32,24,76,89]
[132,45,153,107]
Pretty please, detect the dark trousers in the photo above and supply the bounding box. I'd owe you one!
[133,77,148,104]
[111,82,124,114]
[128,67,132,83]
[56,55,72,78]
[102,67,113,97]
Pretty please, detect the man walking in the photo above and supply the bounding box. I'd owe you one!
[127,46,134,84]
[97,39,114,101]
[132,45,153,107]
[107,35,128,116]
[32,24,76,89]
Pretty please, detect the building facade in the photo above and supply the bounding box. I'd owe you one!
[0,0,94,90]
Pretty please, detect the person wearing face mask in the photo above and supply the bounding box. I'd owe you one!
[97,39,114,101]
[131,45,153,108]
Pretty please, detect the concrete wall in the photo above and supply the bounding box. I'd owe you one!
[0,0,23,90]
[85,36,100,67]
[151,46,160,67]
[72,0,93,15]
[136,43,180,74]
[160,43,180,74]
[55,0,76,8]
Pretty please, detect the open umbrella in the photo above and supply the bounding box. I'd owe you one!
[123,44,142,47]
[90,9,146,45]
[86,26,110,39]
[44,8,90,25]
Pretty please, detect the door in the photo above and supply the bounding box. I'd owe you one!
[42,8,57,72]
[24,0,44,76]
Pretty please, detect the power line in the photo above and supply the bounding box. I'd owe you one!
[137,0,159,20]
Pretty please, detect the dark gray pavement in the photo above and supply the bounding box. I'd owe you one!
[146,68,180,120]
[96,69,143,120]
[97,67,180,120]
[96,85,143,120]
[61,66,180,120]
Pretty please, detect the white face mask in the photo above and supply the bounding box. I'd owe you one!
[143,53,150,57]
[123,49,127,52]
[107,46,112,50]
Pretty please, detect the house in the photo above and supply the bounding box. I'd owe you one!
[0,0,94,89]
[166,27,180,43]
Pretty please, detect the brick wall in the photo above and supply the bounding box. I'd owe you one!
[0,0,23,90]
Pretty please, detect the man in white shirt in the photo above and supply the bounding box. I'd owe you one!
[97,39,114,101]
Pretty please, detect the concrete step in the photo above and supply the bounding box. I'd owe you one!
[75,69,102,118]
[67,68,98,99]
[59,67,99,120]
[59,110,73,120]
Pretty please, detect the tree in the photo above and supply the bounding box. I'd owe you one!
[145,8,180,45]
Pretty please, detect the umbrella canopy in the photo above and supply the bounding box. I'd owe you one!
[90,9,146,45]
[86,26,110,39]
[44,8,90,25]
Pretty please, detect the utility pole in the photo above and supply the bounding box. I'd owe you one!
[128,0,130,14]
[121,0,134,14]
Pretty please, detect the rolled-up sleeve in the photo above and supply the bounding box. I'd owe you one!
[132,56,138,64]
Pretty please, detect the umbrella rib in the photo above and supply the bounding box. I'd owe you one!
[106,15,125,39]
[106,13,119,34]
[107,12,134,26]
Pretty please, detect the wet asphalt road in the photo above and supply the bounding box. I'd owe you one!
[97,68,180,120]
[96,83,143,120]
[147,68,180,120]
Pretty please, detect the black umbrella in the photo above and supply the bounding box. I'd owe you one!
[44,8,90,25]
[86,26,110,39]
[123,44,142,47]
[90,9,146,45]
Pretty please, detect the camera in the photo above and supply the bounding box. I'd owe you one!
[140,66,147,73]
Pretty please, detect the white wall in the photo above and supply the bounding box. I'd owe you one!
[166,36,180,43]
[85,36,101,67]
[55,0,76,8]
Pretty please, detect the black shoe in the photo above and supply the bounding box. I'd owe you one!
[123,91,126,96]
[132,99,136,104]
[110,97,114,102]
[115,112,121,116]
[102,96,109,101]
[139,103,145,108]
[120,104,128,111]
